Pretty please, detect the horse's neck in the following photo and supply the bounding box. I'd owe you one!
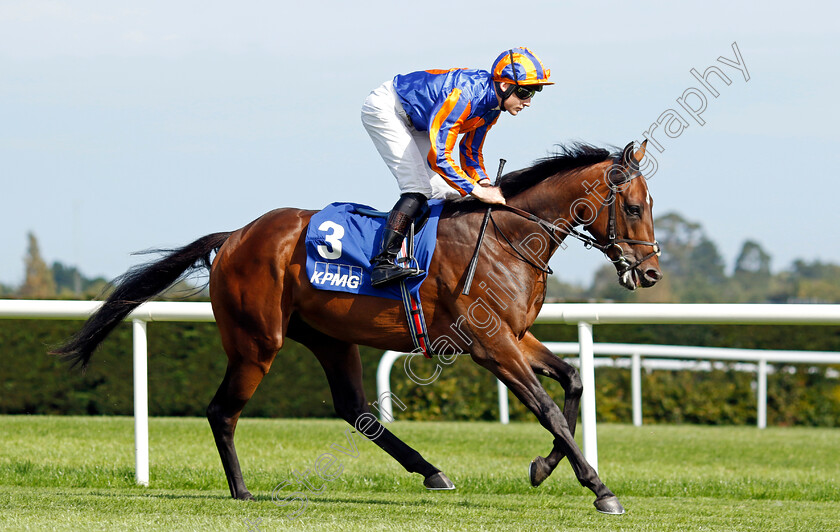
[507,163,606,232]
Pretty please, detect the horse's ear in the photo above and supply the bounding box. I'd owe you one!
[633,140,647,163]
[621,142,635,167]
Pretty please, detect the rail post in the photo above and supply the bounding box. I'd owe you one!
[757,358,768,429]
[632,352,642,427]
[497,379,509,424]
[578,321,598,472]
[132,319,150,486]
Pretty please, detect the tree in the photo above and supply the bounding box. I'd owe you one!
[544,274,586,302]
[788,260,840,303]
[52,261,83,296]
[651,212,727,302]
[52,261,109,298]
[734,240,771,276]
[587,264,633,302]
[731,240,774,302]
[654,212,706,278]
[19,232,56,299]
[688,239,726,284]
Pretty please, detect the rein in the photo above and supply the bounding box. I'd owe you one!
[488,209,553,274]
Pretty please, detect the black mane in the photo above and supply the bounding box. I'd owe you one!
[498,143,614,198]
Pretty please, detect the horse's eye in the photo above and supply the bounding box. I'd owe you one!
[625,204,642,217]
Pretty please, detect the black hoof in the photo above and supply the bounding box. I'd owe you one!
[529,456,551,487]
[235,491,255,501]
[423,472,455,490]
[594,495,625,515]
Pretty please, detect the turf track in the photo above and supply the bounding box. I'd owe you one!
[1,416,838,531]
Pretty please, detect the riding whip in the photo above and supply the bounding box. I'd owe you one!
[462,158,505,296]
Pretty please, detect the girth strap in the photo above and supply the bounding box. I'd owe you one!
[399,280,434,358]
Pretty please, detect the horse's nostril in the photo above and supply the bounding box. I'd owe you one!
[645,269,662,282]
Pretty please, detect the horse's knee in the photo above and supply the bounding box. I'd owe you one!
[206,402,235,434]
[333,401,366,425]
[567,371,583,399]
[547,361,583,399]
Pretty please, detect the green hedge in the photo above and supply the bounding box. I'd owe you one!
[1,320,839,426]
[0,320,353,419]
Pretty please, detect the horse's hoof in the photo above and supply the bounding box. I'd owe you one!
[529,456,551,487]
[423,472,455,490]
[594,495,625,515]
[235,491,255,501]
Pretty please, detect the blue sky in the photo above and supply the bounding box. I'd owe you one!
[1,1,838,287]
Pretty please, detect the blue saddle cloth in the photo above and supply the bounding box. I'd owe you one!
[305,200,444,301]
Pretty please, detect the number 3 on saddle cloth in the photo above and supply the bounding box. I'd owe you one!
[304,200,445,358]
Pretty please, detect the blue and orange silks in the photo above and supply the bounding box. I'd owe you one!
[393,69,501,196]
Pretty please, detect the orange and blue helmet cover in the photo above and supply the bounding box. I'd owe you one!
[491,47,553,86]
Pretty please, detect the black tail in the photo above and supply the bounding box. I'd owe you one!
[51,232,232,370]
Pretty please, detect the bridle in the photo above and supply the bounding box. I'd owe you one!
[490,157,661,276]
[583,159,661,275]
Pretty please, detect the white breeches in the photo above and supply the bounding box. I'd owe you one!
[361,80,461,200]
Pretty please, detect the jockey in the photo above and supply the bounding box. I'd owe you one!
[362,47,553,287]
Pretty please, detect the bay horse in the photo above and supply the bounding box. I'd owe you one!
[53,141,661,514]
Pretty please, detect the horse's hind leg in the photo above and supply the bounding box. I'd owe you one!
[520,332,583,487]
[287,314,453,490]
[207,329,277,500]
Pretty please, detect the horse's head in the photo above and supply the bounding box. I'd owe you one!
[582,141,662,290]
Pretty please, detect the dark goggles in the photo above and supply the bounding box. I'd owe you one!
[513,84,542,100]
[504,50,544,101]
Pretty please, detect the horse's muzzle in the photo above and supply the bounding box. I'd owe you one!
[618,265,662,291]
[640,266,662,287]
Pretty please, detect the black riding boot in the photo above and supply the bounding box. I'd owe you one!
[370,193,427,287]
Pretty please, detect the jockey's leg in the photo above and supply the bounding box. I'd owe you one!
[370,192,427,287]
[361,79,437,287]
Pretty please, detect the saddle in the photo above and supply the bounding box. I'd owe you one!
[352,203,432,232]
[304,201,444,358]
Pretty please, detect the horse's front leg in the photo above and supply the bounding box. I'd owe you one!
[519,332,583,487]
[471,336,624,514]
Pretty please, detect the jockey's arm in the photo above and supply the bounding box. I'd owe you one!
[427,90,506,205]
[459,113,500,186]
[426,91,484,196]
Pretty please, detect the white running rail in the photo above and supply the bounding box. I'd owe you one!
[1,300,839,482]
[0,300,214,486]
[376,343,840,427]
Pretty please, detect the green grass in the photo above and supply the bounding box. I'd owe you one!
[1,416,838,531]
